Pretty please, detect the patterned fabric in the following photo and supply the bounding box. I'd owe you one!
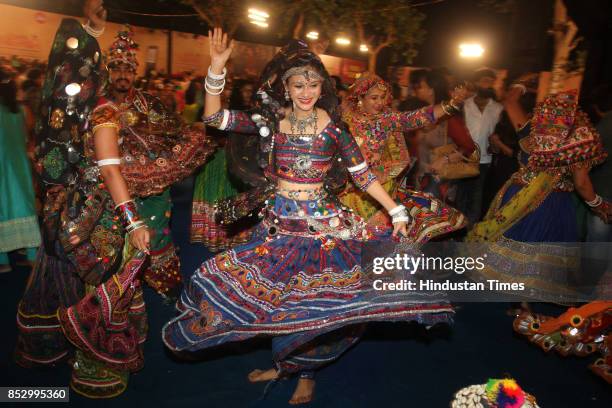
[105,26,138,70]
[16,246,83,368]
[89,92,214,198]
[58,250,148,398]
[518,92,607,180]
[513,302,612,384]
[468,92,606,302]
[137,191,181,296]
[191,149,252,252]
[17,19,213,399]
[339,73,452,226]
[222,110,376,189]
[34,19,102,190]
[163,195,454,364]
[341,179,396,221]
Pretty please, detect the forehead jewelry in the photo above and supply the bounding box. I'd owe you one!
[281,66,323,83]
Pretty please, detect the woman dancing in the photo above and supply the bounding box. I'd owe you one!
[339,72,467,236]
[467,13,610,303]
[163,28,467,404]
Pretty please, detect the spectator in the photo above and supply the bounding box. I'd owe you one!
[0,68,40,272]
[456,68,503,224]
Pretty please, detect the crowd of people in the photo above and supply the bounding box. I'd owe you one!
[1,0,611,405]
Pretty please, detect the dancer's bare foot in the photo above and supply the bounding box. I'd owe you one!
[247,368,278,383]
[289,378,315,405]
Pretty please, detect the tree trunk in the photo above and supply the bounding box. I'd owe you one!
[292,12,305,39]
[368,51,377,74]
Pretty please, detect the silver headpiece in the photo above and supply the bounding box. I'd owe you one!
[281,67,323,83]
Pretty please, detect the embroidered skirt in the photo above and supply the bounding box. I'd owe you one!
[468,179,581,302]
[191,148,252,251]
[163,193,460,358]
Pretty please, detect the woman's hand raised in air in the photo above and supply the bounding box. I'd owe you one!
[209,27,234,75]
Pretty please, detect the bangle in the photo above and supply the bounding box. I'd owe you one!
[83,21,105,38]
[115,200,141,228]
[510,83,527,95]
[126,220,146,233]
[392,215,410,224]
[388,204,406,216]
[207,66,227,80]
[449,98,462,111]
[205,76,225,88]
[204,82,224,95]
[202,109,225,126]
[585,195,603,208]
[440,100,457,116]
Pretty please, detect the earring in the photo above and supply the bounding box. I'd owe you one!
[285,90,290,101]
[358,100,363,107]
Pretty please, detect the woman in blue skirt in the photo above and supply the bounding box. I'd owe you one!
[163,28,468,404]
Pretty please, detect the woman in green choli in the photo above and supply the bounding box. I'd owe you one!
[191,79,255,251]
[0,68,40,272]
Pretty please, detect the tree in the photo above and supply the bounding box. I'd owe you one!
[339,0,426,73]
[274,0,341,39]
[182,0,248,36]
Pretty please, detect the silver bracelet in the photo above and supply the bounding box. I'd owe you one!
[585,195,603,208]
[126,220,146,233]
[205,76,225,88]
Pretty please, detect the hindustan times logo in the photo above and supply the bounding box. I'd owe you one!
[372,253,487,275]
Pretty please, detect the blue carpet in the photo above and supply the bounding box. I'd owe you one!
[1,177,610,407]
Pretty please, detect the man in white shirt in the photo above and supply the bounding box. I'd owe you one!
[457,68,503,225]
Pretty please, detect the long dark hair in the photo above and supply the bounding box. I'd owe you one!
[425,69,450,104]
[229,79,255,110]
[0,69,18,113]
[185,80,198,105]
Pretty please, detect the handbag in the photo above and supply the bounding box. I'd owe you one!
[430,129,480,180]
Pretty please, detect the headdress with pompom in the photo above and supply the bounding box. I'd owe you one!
[106,26,139,71]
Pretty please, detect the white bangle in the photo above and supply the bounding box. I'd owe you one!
[388,205,406,217]
[207,66,227,80]
[97,158,121,167]
[510,83,527,95]
[205,82,224,95]
[392,216,410,224]
[83,21,105,38]
[585,195,603,208]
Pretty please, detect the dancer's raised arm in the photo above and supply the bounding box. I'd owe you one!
[204,27,234,117]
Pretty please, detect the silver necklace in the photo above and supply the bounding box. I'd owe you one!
[288,108,318,135]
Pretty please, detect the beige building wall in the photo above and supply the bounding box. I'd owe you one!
[0,4,366,83]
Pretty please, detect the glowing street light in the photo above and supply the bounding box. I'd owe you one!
[249,14,267,22]
[359,44,369,52]
[335,37,351,46]
[306,31,319,40]
[248,8,269,18]
[248,7,269,28]
[250,21,269,28]
[459,43,484,58]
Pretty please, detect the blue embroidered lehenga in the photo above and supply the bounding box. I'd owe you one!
[163,108,466,375]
